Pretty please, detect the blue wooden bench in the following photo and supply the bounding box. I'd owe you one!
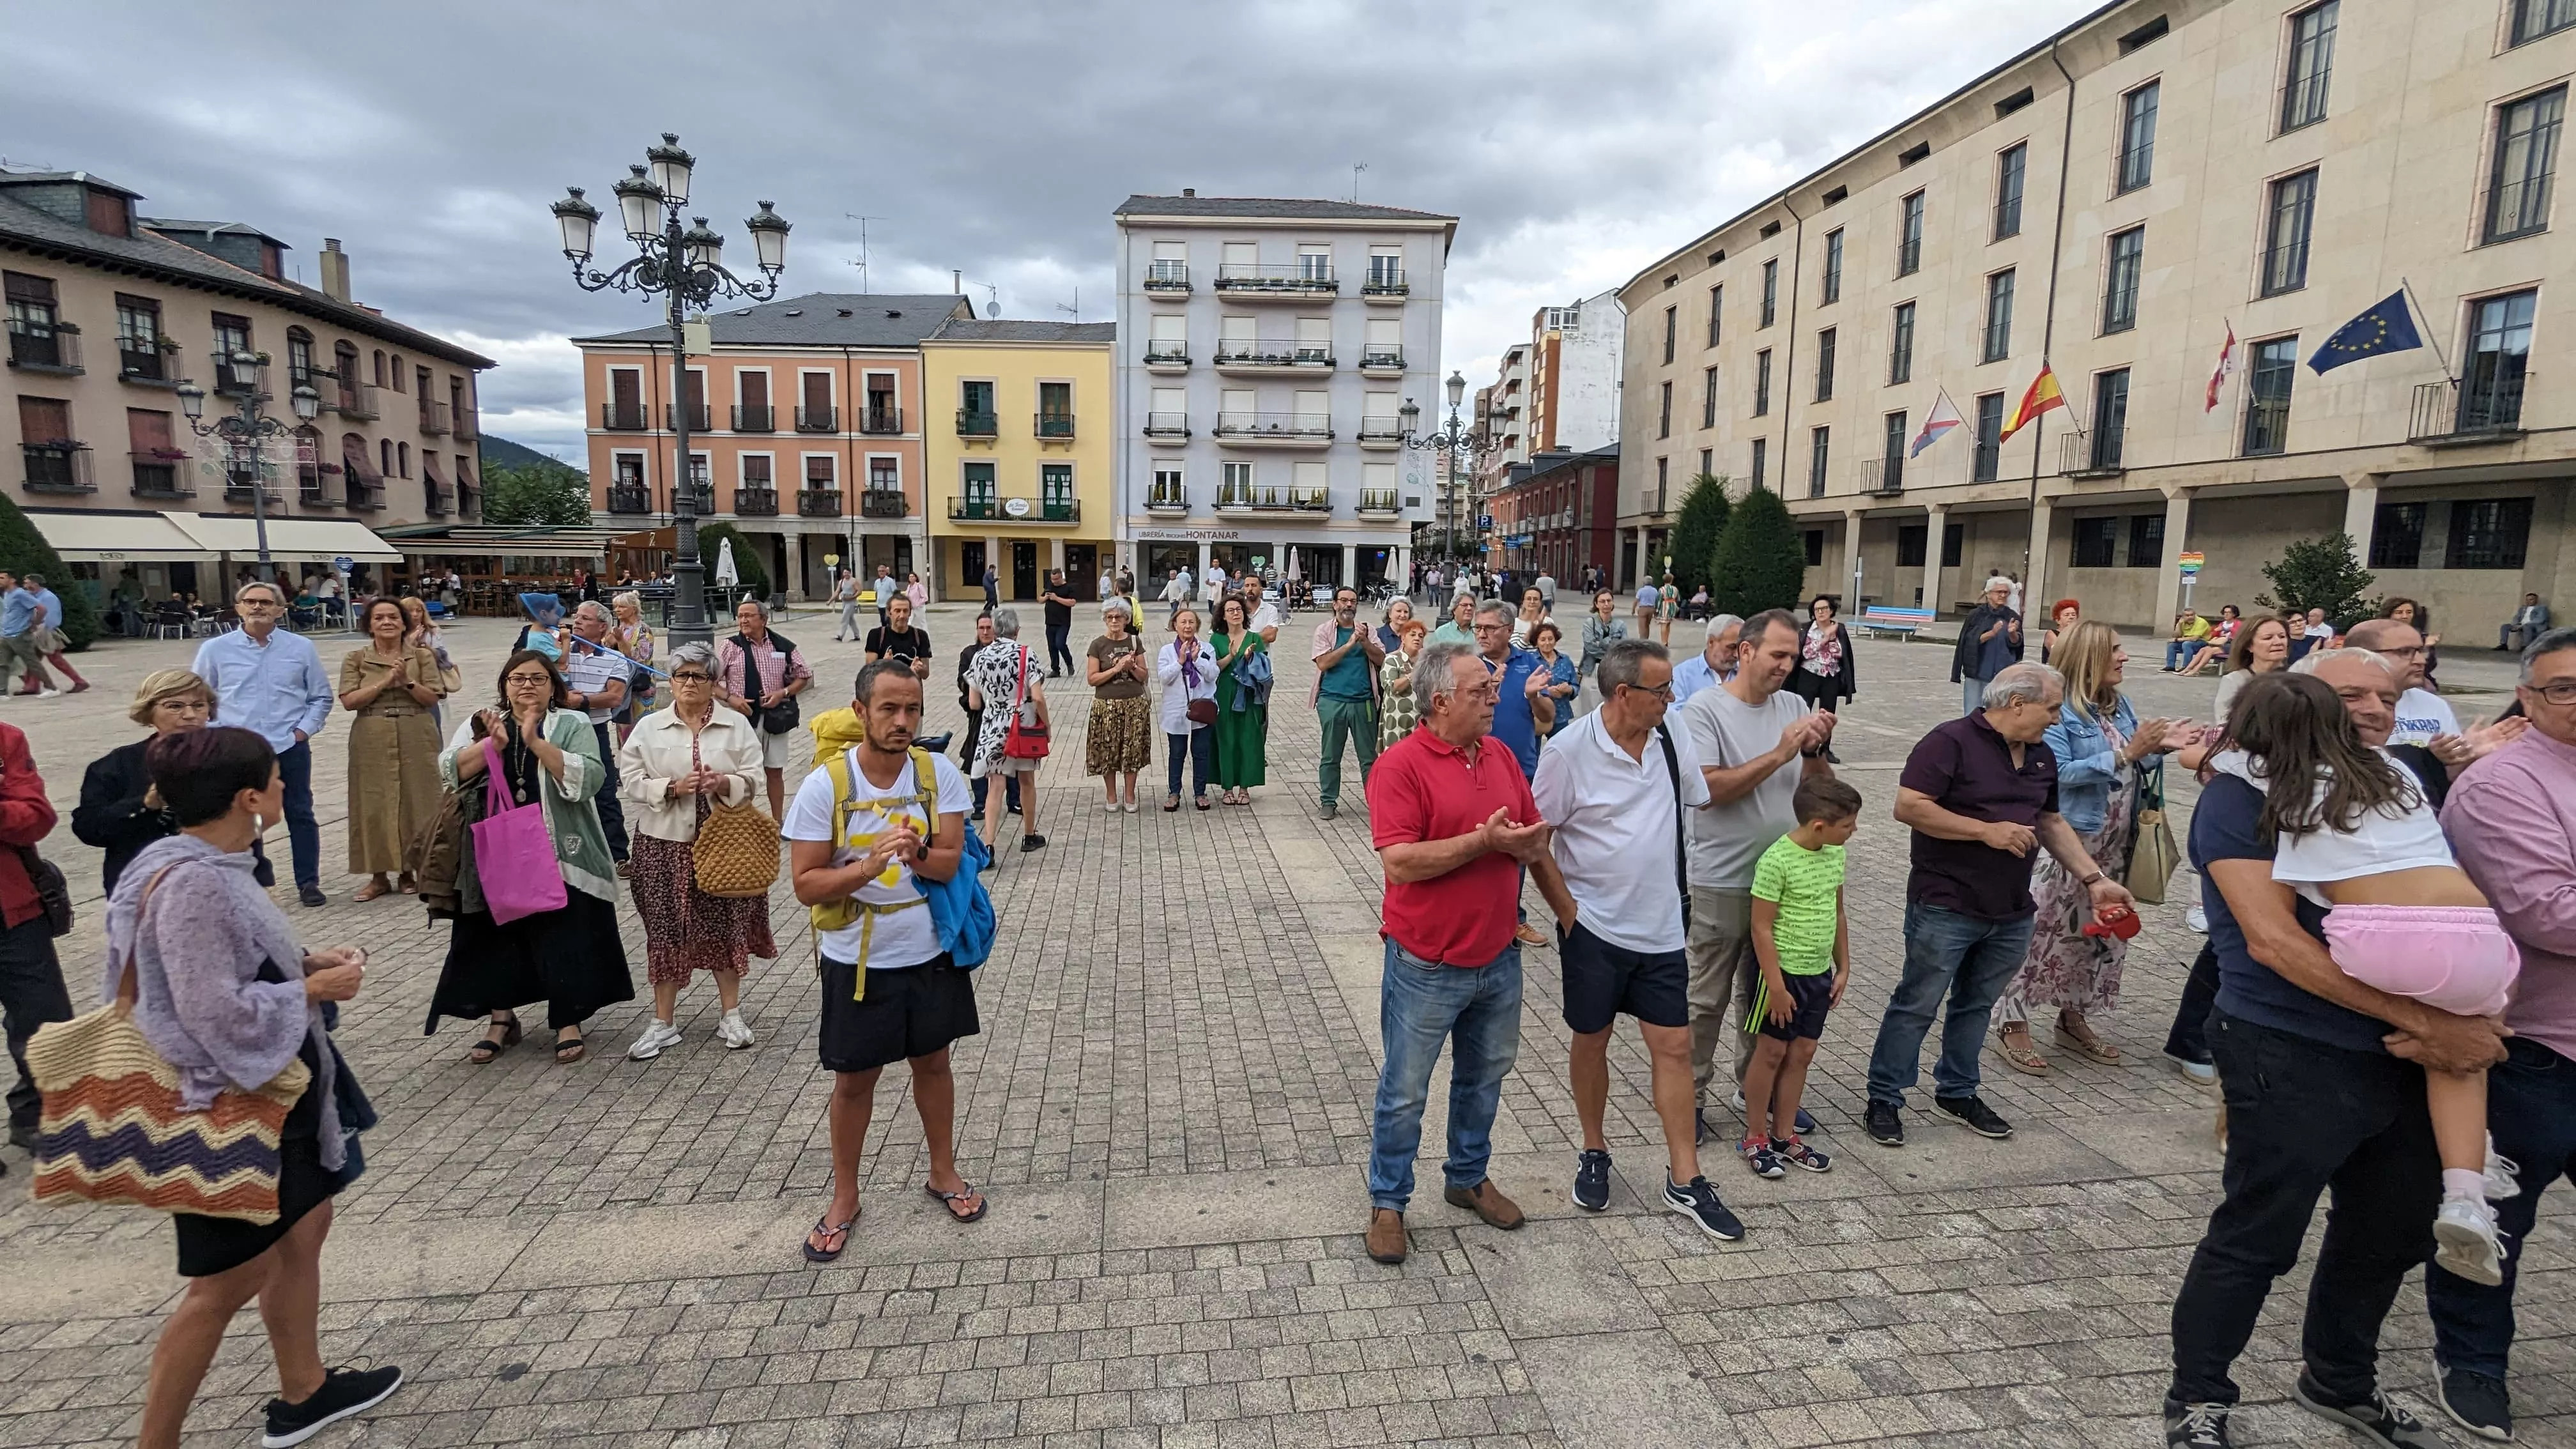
[1857,606,1934,640]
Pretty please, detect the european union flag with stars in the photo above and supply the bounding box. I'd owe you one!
[2308,289,2424,374]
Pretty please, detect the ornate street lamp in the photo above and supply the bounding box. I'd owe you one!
[553,133,790,647]
[175,351,319,576]
[1400,370,1480,560]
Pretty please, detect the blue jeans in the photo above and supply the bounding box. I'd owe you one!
[1166,727,1211,798]
[2165,638,2198,670]
[1866,902,2035,1107]
[2428,1037,2576,1379]
[275,739,321,891]
[1368,940,1523,1211]
[1961,676,1986,715]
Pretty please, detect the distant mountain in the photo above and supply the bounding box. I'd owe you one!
[477,435,578,472]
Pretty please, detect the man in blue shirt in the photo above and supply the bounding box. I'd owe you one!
[1310,586,1384,820]
[192,579,337,905]
[1471,599,1554,778]
[17,574,88,694]
[0,572,56,698]
[1669,614,1741,707]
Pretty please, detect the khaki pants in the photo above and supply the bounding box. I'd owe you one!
[1685,885,1759,1103]
[0,634,52,693]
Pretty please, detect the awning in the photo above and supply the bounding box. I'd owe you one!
[373,524,638,559]
[24,510,210,562]
[166,515,401,564]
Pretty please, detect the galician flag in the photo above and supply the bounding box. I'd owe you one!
[2205,321,2238,413]
[1908,387,1965,457]
[2000,362,2065,440]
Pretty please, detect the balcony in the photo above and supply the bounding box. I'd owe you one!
[733,403,774,433]
[666,402,712,433]
[956,409,999,438]
[601,400,647,431]
[454,407,479,440]
[335,381,380,420]
[1214,484,1330,512]
[607,484,652,514]
[1358,488,1400,514]
[1144,341,1190,373]
[1357,418,1404,450]
[22,443,94,494]
[1144,411,1190,442]
[798,488,843,518]
[132,451,195,499]
[2410,374,2527,446]
[795,404,838,433]
[1860,456,1905,494]
[1143,261,1191,295]
[458,482,480,519]
[222,471,282,506]
[423,482,452,516]
[1361,268,1408,302]
[861,406,904,435]
[295,462,332,507]
[7,320,82,375]
[344,475,385,510]
[419,398,451,436]
[1213,263,1338,300]
[1214,340,1333,376]
[119,339,176,385]
[1213,411,1331,447]
[949,496,1082,523]
[861,489,908,519]
[2060,427,2124,478]
[733,486,780,517]
[1356,346,1406,376]
[1035,411,1076,441]
[1145,483,1188,511]
[2241,397,2290,458]
[211,355,259,396]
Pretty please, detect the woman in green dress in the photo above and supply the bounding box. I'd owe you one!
[1211,594,1269,804]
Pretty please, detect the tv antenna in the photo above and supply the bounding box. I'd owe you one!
[1351,163,1367,202]
[1056,288,1080,323]
[843,214,886,293]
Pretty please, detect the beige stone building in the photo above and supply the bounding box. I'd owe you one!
[1618,0,2576,635]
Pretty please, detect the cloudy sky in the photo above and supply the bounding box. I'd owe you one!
[9,0,2100,464]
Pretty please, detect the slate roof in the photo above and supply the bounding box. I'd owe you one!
[925,319,1115,344]
[572,293,971,348]
[1112,195,1455,223]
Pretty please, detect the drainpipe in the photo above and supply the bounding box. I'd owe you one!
[842,344,858,590]
[1776,196,1805,507]
[2023,36,2080,584]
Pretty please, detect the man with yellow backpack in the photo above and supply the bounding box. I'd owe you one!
[785,659,989,1262]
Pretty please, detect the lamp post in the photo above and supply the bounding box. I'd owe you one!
[175,353,319,579]
[553,133,790,648]
[1399,370,1478,562]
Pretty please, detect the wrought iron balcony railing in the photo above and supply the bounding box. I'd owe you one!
[22,443,93,493]
[957,409,999,438]
[732,403,774,433]
[6,319,82,374]
[861,406,904,435]
[798,488,843,518]
[795,404,838,433]
[607,484,652,514]
[2411,374,2528,443]
[733,486,779,516]
[601,400,647,431]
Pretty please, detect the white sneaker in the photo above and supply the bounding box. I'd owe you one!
[2486,1137,2522,1202]
[628,1019,683,1060]
[2434,1199,2506,1286]
[2185,904,2209,933]
[716,1011,756,1050]
[1728,1087,1745,1114]
[2164,1051,2218,1087]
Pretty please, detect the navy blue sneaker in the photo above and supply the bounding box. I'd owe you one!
[1738,1137,1785,1180]
[1572,1149,1612,1211]
[1661,1174,1745,1241]
[2293,1373,2442,1447]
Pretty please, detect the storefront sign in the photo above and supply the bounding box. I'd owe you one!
[1135,528,1241,540]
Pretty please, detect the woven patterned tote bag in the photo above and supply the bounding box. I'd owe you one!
[693,798,781,898]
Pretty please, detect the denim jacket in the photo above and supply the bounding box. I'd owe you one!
[2043,693,2136,837]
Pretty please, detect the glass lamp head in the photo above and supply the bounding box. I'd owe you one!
[682,217,723,269]
[645,133,694,207]
[551,187,601,261]
[613,167,663,240]
[744,201,790,273]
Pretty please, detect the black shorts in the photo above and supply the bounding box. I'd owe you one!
[817,953,979,1073]
[1751,970,1834,1042]
[1559,921,1688,1033]
[174,1135,346,1278]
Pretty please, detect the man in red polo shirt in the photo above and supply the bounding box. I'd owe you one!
[1361,639,1560,1265]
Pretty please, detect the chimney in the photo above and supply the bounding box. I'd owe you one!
[319,238,350,303]
[951,268,962,295]
[1182,188,1195,198]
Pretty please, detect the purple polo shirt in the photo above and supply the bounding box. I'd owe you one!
[1898,710,2060,921]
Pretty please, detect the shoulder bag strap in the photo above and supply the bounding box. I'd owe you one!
[1655,724,1691,928]
[113,864,179,1008]
[482,737,513,813]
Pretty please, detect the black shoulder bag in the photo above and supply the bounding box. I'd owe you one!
[733,631,803,735]
[1655,723,1692,932]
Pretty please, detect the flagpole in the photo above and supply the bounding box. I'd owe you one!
[2397,277,2455,382]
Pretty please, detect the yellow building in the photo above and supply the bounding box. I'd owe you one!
[921,319,1116,601]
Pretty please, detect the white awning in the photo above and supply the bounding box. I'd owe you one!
[23,510,212,562]
[164,515,401,564]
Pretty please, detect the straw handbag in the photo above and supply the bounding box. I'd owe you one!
[693,797,781,898]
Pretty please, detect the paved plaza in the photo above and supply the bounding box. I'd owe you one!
[0,601,2566,1449]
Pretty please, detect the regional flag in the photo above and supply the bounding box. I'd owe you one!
[2205,322,2237,413]
[2000,364,2064,440]
[1908,388,1965,457]
[2308,289,2423,374]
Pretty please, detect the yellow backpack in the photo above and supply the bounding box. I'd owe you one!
[808,746,941,997]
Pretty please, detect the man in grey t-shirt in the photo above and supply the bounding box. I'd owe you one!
[1678,610,1836,1129]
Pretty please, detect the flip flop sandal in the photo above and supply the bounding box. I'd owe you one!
[2054,1026,2122,1063]
[802,1213,857,1263]
[468,1018,523,1064]
[1997,1034,2051,1075]
[926,1182,988,1223]
[554,1034,586,1064]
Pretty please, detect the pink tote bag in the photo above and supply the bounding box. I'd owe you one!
[470,737,568,925]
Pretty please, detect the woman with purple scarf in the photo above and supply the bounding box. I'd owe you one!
[1156,606,1218,810]
[110,727,401,1449]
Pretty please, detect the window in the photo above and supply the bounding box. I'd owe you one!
[2101,227,2145,334]
[2071,517,2120,569]
[2368,501,2428,568]
[1706,284,1722,347]
[1942,524,1964,566]
[1759,259,1779,327]
[870,456,898,492]
[1982,270,2016,363]
[742,454,773,487]
[1972,393,2005,481]
[1039,380,1072,422]
[211,312,252,390]
[1041,464,1073,510]
[1220,460,1254,503]
[2090,369,2131,470]
[371,349,386,387]
[1702,366,1719,427]
[1821,229,1844,303]
[116,295,161,353]
[1368,246,1402,289]
[286,330,315,389]
[2118,82,2161,193]
[1296,243,1331,280]
[2262,171,2317,295]
[1814,328,1836,401]
[1655,456,1669,513]
[1995,144,2027,240]
[390,355,405,393]
[2513,0,2576,45]
[1807,427,1830,498]
[2281,3,2337,131]
[961,460,994,504]
[2127,512,2163,568]
[2242,335,2297,455]
[1753,349,1772,415]
[1803,530,1826,567]
[1889,302,1916,383]
[4,272,63,369]
[1897,192,1925,276]
[2464,289,2537,429]
[1662,305,1676,364]
[806,455,838,491]
[1658,381,1672,438]
[1896,525,1928,567]
[1882,410,1908,464]
[1751,438,1768,488]
[2487,88,2564,243]
[2447,497,2533,569]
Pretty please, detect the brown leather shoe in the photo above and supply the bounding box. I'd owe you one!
[1443,1179,1526,1229]
[1365,1208,1408,1264]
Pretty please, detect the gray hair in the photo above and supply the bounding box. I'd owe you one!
[1980,662,2064,709]
[1101,598,1131,620]
[668,641,718,675]
[1473,599,1514,627]
[234,579,286,606]
[1702,614,1744,658]
[574,599,612,624]
[2520,625,2576,685]
[990,606,1022,638]
[1596,637,1669,696]
[1414,640,1480,708]
[735,596,770,620]
[2291,647,2395,678]
[611,589,641,614]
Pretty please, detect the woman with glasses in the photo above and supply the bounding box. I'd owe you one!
[339,599,446,903]
[427,650,633,1065]
[1210,594,1269,806]
[1157,606,1218,810]
[1529,620,1578,737]
[1378,617,1429,753]
[617,642,773,1059]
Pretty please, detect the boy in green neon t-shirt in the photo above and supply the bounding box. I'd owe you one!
[1740,775,1864,1178]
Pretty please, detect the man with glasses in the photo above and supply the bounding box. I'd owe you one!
[192,580,336,906]
[565,602,632,871]
[2343,617,2457,748]
[1476,598,1556,946]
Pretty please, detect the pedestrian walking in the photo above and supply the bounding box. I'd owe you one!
[788,658,984,1260]
[192,580,335,907]
[618,642,774,1060]
[1657,572,1680,645]
[715,599,813,822]
[1212,595,1270,806]
[1377,617,1429,753]
[1158,606,1218,809]
[1041,569,1079,678]
[1530,638,1745,1240]
[1864,663,2132,1147]
[1949,578,2024,716]
[565,602,634,872]
[428,649,635,1065]
[1162,567,1191,630]
[953,613,1018,823]
[73,670,277,898]
[865,592,935,682]
[1633,577,1660,640]
[0,717,68,1173]
[832,570,862,641]
[964,608,1048,854]
[871,564,898,635]
[1360,639,1555,1264]
[980,560,999,614]
[337,599,447,902]
[1535,567,1557,614]
[1084,601,1153,812]
[905,572,928,617]
[1736,776,1863,1179]
[1310,586,1380,819]
[116,728,399,1449]
[14,573,88,693]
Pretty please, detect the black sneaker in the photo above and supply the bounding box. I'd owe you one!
[297,885,328,908]
[1020,834,1048,853]
[263,1363,403,1448]
[2434,1360,2514,1443]
[1932,1094,2014,1139]
[2293,1372,2442,1448]
[2163,1399,2234,1448]
[1572,1148,1611,1211]
[1864,1100,1905,1147]
[1661,1174,1745,1241]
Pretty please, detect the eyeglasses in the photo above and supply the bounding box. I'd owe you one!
[670,671,712,684]
[505,672,553,686]
[1621,683,1676,702]
[2529,680,2576,706]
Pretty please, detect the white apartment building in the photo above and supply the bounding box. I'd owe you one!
[1526,290,1623,457]
[1113,193,1456,590]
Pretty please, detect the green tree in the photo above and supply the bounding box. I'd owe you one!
[0,491,102,649]
[480,459,594,526]
[693,522,772,603]
[1707,484,1807,620]
[2254,531,2377,620]
[1666,473,1732,599]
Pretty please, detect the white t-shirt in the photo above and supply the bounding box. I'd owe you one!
[782,747,975,970]
[2211,749,2455,908]
[1248,601,1281,637]
[2388,687,2459,748]
[1679,684,1813,891]
[1533,710,1711,954]
[562,643,625,724]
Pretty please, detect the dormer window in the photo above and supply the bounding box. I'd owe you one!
[85,185,131,237]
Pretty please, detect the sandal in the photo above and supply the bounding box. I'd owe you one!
[1163,795,1180,813]
[468,1016,522,1064]
[1997,1030,2051,1075]
[396,874,418,894]
[1194,795,1213,811]
[926,1181,988,1223]
[802,1212,858,1263]
[2054,1020,2122,1063]
[352,878,394,903]
[554,1032,586,1064]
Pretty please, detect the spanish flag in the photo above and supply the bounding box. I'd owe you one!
[2000,363,2066,440]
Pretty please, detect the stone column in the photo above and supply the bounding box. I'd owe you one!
[1197,539,1212,582]
[1842,507,1867,606]
[2152,489,2196,626]
[1340,543,1356,590]
[783,533,806,602]
[1923,503,1950,615]
[1048,537,1066,571]
[1635,525,1650,586]
[2343,472,2382,564]
[2023,496,2055,617]
[1394,542,1411,590]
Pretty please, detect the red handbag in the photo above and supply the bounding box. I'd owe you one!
[1003,645,1050,759]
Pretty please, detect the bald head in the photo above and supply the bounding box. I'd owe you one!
[2341,618,2426,689]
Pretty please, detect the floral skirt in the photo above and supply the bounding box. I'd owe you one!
[628,833,777,986]
[1997,794,2135,1024]
[1086,694,1153,775]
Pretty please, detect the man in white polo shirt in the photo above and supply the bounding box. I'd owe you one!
[565,601,632,869]
[1532,637,1744,1242]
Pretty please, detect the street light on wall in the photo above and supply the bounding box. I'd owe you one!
[172,352,320,575]
[1400,370,1480,560]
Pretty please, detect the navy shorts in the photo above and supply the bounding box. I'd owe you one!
[1751,969,1835,1042]
[1559,920,1688,1033]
